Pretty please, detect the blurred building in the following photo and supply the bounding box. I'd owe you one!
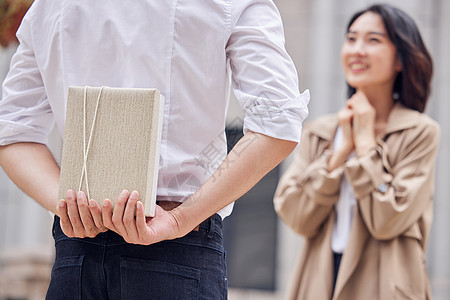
[0,0,449,299]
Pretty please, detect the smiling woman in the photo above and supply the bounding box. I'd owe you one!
[341,12,402,99]
[343,4,433,113]
[274,3,439,300]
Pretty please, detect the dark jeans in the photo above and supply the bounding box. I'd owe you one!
[46,214,227,300]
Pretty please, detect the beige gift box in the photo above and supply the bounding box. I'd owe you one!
[58,86,164,217]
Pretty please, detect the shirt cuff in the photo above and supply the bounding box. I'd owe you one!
[0,120,50,146]
[236,89,310,143]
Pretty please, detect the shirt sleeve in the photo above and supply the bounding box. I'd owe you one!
[0,8,54,146]
[226,0,309,143]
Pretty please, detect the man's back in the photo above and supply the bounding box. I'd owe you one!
[2,0,307,219]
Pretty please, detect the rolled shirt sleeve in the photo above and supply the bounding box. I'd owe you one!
[0,10,54,146]
[227,0,309,143]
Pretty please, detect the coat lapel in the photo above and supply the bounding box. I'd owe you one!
[307,114,339,142]
[383,102,420,135]
[333,209,370,299]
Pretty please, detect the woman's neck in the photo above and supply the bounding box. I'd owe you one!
[357,86,395,136]
[357,87,394,123]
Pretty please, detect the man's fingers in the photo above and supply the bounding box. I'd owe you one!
[102,198,117,232]
[135,201,147,236]
[77,191,97,237]
[89,199,106,232]
[123,191,139,241]
[111,190,129,236]
[57,199,74,237]
[66,190,85,237]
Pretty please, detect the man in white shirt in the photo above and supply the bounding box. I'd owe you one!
[0,0,309,298]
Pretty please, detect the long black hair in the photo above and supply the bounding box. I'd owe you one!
[346,3,433,112]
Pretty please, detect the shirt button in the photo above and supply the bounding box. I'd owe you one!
[378,183,388,193]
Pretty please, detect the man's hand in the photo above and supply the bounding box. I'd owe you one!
[102,131,298,245]
[57,189,107,238]
[102,190,184,245]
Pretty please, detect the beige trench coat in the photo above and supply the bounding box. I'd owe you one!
[274,103,440,300]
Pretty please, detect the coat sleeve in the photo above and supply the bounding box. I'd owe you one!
[274,125,343,238]
[345,121,440,240]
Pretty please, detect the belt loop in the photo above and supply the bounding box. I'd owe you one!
[207,215,215,238]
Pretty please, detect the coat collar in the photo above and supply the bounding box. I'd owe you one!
[307,102,420,141]
[306,114,339,141]
[384,102,421,134]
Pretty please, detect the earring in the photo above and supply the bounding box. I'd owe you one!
[393,92,399,100]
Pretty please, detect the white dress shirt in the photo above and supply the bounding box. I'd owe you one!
[331,127,356,253]
[0,0,309,218]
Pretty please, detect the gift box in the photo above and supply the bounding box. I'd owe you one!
[58,86,164,217]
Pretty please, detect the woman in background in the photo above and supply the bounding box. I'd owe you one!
[274,4,439,300]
